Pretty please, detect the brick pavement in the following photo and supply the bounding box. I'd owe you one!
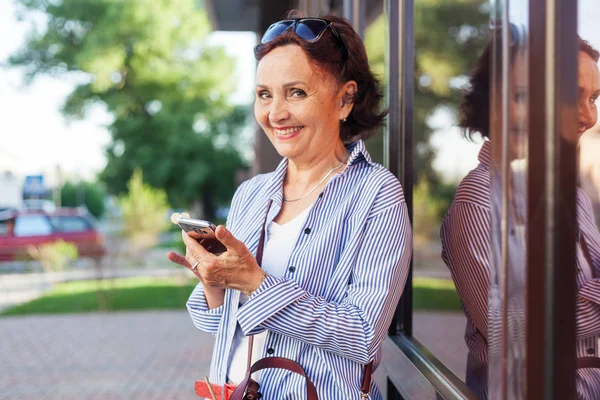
[0,310,468,399]
[0,311,212,400]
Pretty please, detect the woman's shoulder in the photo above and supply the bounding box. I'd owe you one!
[232,172,274,202]
[349,161,406,208]
[452,165,491,209]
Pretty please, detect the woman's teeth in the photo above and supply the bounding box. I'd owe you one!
[278,127,302,135]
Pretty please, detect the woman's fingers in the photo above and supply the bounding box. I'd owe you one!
[167,251,191,267]
[167,251,203,280]
[182,231,215,261]
[214,225,244,253]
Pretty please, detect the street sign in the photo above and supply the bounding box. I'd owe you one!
[23,175,45,197]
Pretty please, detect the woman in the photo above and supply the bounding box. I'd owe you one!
[441,34,600,399]
[168,13,412,399]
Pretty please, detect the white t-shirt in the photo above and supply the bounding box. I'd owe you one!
[226,204,313,384]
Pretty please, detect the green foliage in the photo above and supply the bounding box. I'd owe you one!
[0,277,196,316]
[28,239,79,272]
[118,169,170,256]
[363,1,489,185]
[60,181,106,218]
[10,0,248,220]
[412,277,462,311]
[0,276,460,316]
[413,176,450,245]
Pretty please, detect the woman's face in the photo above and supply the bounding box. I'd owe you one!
[578,51,600,138]
[254,44,348,161]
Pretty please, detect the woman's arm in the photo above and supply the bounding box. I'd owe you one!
[181,180,252,333]
[186,283,225,335]
[440,202,491,341]
[236,202,412,365]
[573,190,600,340]
[576,281,600,339]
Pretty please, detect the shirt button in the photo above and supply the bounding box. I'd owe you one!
[577,267,582,274]
[267,348,275,355]
[288,266,296,273]
[587,348,595,355]
[304,228,311,234]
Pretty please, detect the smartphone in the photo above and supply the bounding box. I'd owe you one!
[176,216,227,255]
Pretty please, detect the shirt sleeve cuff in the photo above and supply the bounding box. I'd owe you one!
[237,274,305,335]
[186,283,224,334]
[578,279,600,305]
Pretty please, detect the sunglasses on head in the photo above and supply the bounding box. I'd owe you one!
[255,18,345,53]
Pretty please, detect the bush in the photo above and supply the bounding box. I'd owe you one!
[28,240,79,272]
[60,181,106,218]
[118,169,170,260]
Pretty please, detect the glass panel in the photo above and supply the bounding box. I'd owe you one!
[364,7,387,165]
[412,0,490,387]
[575,1,600,398]
[486,1,530,398]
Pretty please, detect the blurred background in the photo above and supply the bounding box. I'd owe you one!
[1,0,598,399]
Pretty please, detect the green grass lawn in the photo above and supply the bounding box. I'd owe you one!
[0,276,461,317]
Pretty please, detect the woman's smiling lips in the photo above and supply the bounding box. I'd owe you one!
[273,126,304,140]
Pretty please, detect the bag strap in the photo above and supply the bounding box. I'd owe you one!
[361,361,373,396]
[231,357,319,400]
[243,200,270,373]
[245,199,374,397]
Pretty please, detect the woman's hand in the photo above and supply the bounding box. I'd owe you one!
[167,226,266,296]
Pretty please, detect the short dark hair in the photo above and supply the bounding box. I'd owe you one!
[580,36,600,62]
[459,34,599,139]
[254,12,386,142]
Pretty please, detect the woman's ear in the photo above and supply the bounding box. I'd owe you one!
[340,80,358,119]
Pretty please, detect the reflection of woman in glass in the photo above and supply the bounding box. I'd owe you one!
[440,34,600,399]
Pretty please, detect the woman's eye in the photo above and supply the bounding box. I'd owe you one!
[257,91,270,100]
[290,89,306,98]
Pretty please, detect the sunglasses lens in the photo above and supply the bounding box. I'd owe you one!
[261,20,294,43]
[295,20,328,41]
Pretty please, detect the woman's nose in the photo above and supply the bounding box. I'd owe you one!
[579,99,597,132]
[268,97,290,123]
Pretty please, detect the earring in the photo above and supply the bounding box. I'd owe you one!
[342,116,347,123]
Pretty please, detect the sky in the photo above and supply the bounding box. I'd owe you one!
[0,0,598,186]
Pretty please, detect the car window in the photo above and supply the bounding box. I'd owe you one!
[49,216,90,232]
[14,215,53,237]
[0,220,14,236]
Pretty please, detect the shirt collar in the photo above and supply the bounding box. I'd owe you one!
[478,139,492,168]
[346,139,375,167]
[262,139,375,202]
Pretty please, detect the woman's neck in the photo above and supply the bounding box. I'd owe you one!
[285,142,348,188]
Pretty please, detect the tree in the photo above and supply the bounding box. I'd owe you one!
[9,0,248,220]
[60,181,106,218]
[364,0,489,189]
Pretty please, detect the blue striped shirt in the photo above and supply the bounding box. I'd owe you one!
[441,141,600,399]
[187,139,412,399]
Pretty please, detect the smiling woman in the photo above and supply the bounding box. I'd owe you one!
[167,10,412,400]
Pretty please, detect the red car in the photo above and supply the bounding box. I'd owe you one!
[0,208,106,262]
